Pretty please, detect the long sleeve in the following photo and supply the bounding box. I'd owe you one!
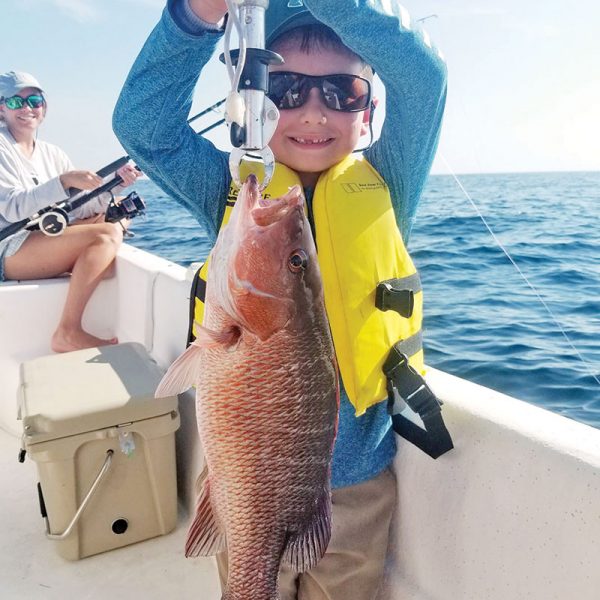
[304,0,447,242]
[0,132,113,229]
[0,133,69,225]
[113,0,231,244]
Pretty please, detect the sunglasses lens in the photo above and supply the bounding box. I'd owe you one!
[269,73,370,112]
[322,75,370,111]
[3,95,44,110]
[269,73,305,110]
[5,96,24,110]
[27,95,44,109]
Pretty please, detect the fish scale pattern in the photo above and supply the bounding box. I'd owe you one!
[196,312,338,599]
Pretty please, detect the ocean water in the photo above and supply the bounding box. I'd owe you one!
[127,171,600,429]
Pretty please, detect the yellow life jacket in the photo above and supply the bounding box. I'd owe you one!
[191,155,424,416]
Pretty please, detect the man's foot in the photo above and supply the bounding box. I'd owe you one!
[51,328,118,353]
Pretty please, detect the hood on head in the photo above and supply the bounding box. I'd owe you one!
[265,1,320,48]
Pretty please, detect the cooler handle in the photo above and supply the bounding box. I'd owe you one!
[45,449,114,540]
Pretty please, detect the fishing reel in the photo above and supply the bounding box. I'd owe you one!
[39,208,70,236]
[25,206,70,236]
[105,191,146,238]
[105,191,146,224]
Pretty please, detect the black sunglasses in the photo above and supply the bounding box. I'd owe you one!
[2,94,45,110]
[268,71,372,112]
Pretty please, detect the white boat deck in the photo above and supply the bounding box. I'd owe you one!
[0,427,221,599]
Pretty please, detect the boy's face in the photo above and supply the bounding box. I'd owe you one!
[268,45,372,188]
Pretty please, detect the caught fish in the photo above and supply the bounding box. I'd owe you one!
[156,174,339,600]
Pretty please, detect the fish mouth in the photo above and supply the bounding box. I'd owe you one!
[240,175,304,226]
[244,174,261,203]
[251,185,304,227]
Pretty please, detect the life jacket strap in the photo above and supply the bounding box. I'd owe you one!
[187,266,205,347]
[383,343,454,459]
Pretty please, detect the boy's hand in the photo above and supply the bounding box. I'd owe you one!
[189,0,228,24]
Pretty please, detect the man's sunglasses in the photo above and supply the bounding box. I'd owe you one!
[268,72,371,112]
[2,94,45,110]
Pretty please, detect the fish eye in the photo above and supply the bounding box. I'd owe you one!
[288,249,308,273]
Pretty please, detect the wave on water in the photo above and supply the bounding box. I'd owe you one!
[128,171,600,429]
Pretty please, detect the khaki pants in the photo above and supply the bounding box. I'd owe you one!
[216,467,396,600]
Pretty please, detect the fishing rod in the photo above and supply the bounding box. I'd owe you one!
[0,156,131,243]
[188,97,226,126]
[2,0,277,242]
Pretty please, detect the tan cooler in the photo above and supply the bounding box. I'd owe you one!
[18,342,180,560]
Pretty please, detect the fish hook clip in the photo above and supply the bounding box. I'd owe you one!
[223,0,283,190]
[228,93,280,189]
[229,145,276,190]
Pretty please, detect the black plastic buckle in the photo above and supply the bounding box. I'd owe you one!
[383,344,408,380]
[405,384,442,421]
[375,281,414,318]
[383,344,453,459]
[383,344,441,418]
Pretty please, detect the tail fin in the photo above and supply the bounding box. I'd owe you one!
[281,484,332,572]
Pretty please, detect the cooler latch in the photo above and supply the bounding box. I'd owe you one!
[117,423,136,457]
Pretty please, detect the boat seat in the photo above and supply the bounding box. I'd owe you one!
[0,275,117,435]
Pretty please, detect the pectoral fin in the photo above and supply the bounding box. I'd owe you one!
[155,341,203,397]
[155,325,240,398]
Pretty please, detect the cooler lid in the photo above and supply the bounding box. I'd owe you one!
[19,342,178,444]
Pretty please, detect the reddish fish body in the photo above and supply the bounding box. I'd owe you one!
[156,175,338,600]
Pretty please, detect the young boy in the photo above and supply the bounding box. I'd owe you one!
[114,0,446,598]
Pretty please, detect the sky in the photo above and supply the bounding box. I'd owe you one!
[2,0,599,175]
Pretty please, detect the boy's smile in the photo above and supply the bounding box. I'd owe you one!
[268,46,372,188]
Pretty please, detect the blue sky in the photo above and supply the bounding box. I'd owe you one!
[2,0,599,174]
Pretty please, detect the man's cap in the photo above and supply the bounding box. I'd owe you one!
[0,71,44,100]
[266,0,322,47]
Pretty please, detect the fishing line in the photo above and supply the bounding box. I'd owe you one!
[440,153,600,388]
[223,0,247,130]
